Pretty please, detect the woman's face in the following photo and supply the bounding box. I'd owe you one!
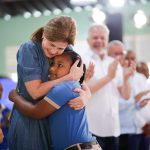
[42,37,68,58]
[49,54,72,80]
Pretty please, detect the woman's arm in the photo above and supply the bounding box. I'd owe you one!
[25,59,83,99]
[9,90,57,119]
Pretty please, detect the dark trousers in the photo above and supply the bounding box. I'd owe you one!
[119,133,150,150]
[93,135,119,150]
[119,134,128,150]
[128,133,150,150]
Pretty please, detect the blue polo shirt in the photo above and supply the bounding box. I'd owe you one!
[45,81,95,150]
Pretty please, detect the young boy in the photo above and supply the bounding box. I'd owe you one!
[9,51,101,150]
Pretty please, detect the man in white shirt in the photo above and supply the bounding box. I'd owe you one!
[82,24,133,150]
[108,45,150,150]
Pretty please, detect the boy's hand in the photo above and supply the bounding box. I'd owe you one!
[68,82,91,110]
[9,89,18,102]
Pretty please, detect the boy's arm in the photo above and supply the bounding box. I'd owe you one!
[9,90,57,119]
[9,84,74,119]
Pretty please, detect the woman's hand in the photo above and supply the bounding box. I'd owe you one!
[9,89,18,102]
[68,82,91,110]
[69,59,83,81]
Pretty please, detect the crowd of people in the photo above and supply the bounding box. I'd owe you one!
[0,15,150,150]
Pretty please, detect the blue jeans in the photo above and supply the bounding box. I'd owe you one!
[93,135,119,150]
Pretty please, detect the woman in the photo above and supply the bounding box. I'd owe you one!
[9,16,90,150]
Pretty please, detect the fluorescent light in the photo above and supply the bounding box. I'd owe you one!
[74,7,82,12]
[134,10,147,28]
[63,8,72,14]
[70,0,97,6]
[33,11,41,18]
[43,10,51,16]
[92,8,106,24]
[109,0,125,7]
[53,9,62,15]
[23,12,31,19]
[4,14,11,21]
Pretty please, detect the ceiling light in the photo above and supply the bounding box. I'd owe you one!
[43,10,51,16]
[63,7,72,14]
[23,12,31,19]
[53,9,62,15]
[134,10,147,28]
[70,0,97,6]
[92,8,106,24]
[33,11,41,18]
[4,14,11,21]
[109,0,125,7]
[74,6,82,12]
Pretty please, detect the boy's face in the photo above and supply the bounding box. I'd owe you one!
[49,54,72,80]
